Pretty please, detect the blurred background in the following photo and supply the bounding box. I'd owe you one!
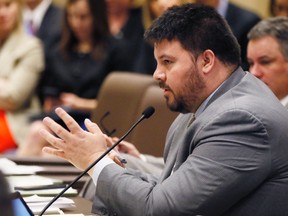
[53,0,271,18]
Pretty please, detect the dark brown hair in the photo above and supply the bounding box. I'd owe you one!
[60,0,110,60]
[145,4,241,66]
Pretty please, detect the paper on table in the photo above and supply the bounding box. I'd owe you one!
[17,187,78,197]
[24,195,76,215]
[7,175,63,188]
[24,194,76,209]
[30,206,61,215]
[41,215,84,216]
[0,158,44,175]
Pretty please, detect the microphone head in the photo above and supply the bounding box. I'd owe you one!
[142,106,155,119]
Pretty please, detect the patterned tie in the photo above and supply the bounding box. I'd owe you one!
[187,113,196,128]
[26,19,37,35]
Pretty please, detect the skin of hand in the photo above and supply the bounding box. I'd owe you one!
[43,97,62,112]
[103,134,126,167]
[39,107,107,175]
[60,92,97,111]
[108,137,141,158]
[59,93,78,107]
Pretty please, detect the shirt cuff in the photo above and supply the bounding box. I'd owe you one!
[92,156,115,185]
[139,154,147,162]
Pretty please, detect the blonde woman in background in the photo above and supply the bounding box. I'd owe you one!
[0,0,44,153]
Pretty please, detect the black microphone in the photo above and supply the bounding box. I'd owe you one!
[38,106,155,216]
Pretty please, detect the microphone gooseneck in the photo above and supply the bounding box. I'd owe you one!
[38,106,155,216]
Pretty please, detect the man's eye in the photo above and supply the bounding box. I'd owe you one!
[163,60,172,65]
[259,60,271,65]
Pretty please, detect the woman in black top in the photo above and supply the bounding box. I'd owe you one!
[18,0,129,156]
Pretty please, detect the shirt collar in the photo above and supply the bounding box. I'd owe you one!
[195,80,226,118]
[280,95,288,108]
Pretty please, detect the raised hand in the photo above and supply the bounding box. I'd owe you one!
[39,107,107,174]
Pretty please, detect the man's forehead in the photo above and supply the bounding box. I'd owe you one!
[154,40,179,57]
[153,39,195,62]
[154,39,183,52]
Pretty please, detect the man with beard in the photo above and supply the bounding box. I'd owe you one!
[39,4,288,216]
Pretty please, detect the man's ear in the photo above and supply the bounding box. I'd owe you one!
[200,49,215,74]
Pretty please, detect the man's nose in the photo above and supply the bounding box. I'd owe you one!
[153,66,165,81]
[250,64,263,79]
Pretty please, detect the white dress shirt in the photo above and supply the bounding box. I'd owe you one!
[217,0,229,17]
[281,95,288,108]
[23,0,52,34]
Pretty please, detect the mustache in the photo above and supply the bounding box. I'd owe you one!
[159,82,171,90]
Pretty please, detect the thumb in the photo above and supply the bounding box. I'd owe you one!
[84,118,102,134]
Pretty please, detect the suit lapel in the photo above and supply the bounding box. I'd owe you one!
[159,114,191,181]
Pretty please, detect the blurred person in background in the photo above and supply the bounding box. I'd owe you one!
[23,0,62,54]
[195,0,261,71]
[23,0,62,103]
[17,0,136,156]
[0,0,44,154]
[247,17,288,108]
[270,0,288,16]
[106,0,155,74]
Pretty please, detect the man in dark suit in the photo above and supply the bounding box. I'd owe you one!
[23,0,63,103]
[39,4,288,216]
[23,0,62,53]
[196,0,261,70]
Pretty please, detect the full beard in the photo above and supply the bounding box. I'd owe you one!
[160,69,206,113]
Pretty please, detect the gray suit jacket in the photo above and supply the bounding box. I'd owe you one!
[92,67,288,215]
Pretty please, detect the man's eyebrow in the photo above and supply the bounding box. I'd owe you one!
[158,54,175,60]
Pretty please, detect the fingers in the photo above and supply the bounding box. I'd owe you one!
[109,150,126,168]
[84,118,102,134]
[42,146,66,159]
[54,107,83,134]
[42,116,72,144]
[39,127,66,150]
[104,135,114,148]
[41,107,83,148]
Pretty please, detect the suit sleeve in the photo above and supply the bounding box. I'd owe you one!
[92,109,270,216]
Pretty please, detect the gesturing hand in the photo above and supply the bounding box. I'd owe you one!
[39,107,107,173]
